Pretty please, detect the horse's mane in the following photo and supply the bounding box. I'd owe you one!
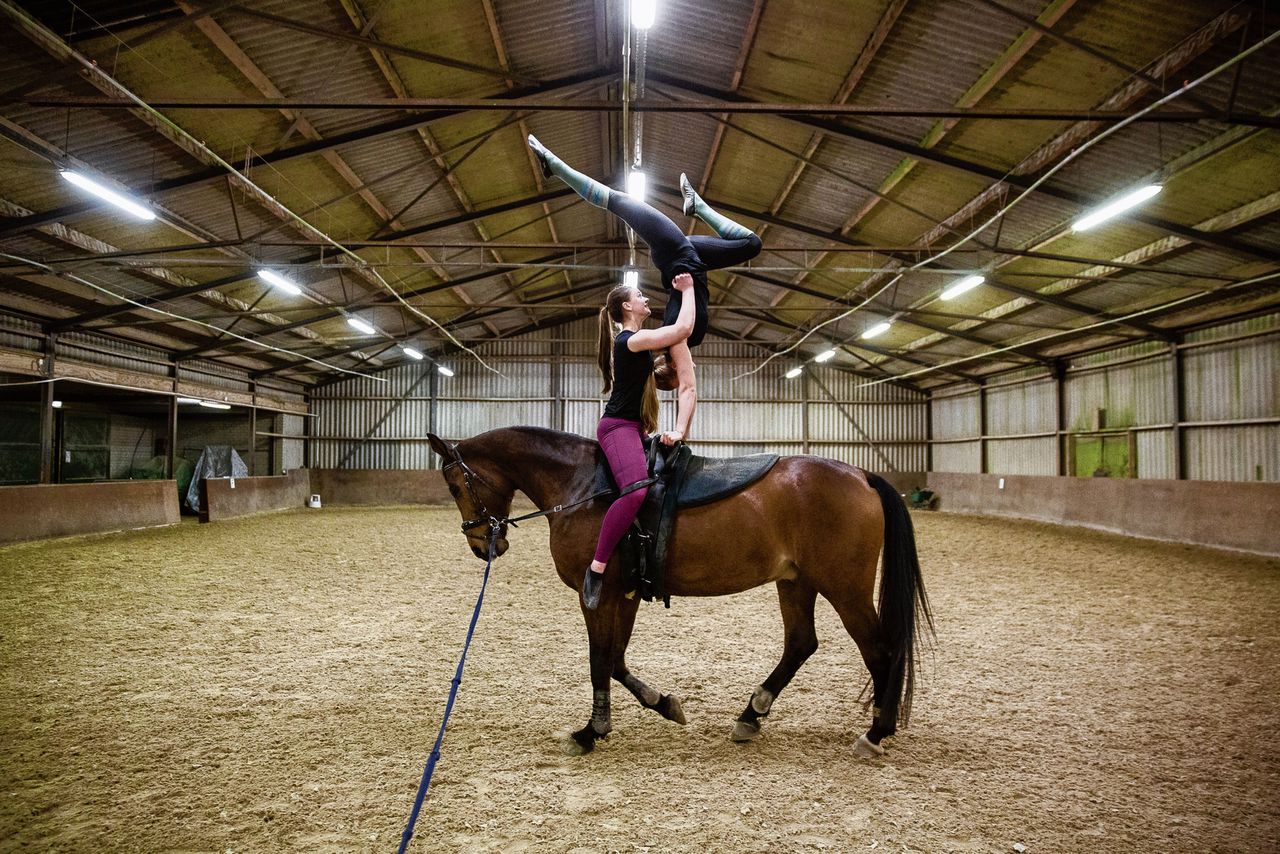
[462,425,596,469]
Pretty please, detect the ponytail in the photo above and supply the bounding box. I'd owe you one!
[597,283,634,393]
[640,374,659,434]
[597,306,614,393]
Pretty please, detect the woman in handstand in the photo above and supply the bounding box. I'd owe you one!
[583,273,695,609]
[527,134,763,446]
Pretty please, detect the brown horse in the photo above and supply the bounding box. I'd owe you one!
[427,426,932,756]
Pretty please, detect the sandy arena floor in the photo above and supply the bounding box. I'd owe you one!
[1,506,1277,853]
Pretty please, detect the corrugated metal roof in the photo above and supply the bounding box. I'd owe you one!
[0,0,1274,392]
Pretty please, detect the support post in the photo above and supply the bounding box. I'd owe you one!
[551,339,564,432]
[801,370,811,455]
[249,381,257,476]
[166,362,178,479]
[1170,337,1186,480]
[924,391,933,475]
[428,366,440,469]
[38,331,56,484]
[1054,360,1067,477]
[977,382,988,475]
[303,392,312,469]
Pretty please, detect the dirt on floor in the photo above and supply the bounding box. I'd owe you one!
[1,506,1277,853]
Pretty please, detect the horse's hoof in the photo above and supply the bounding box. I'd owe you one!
[658,693,687,725]
[730,720,761,742]
[564,725,598,755]
[854,733,885,758]
[562,736,590,756]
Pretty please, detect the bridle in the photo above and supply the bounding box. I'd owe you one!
[440,442,657,543]
[441,451,506,539]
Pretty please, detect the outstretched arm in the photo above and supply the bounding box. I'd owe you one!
[626,274,695,352]
[661,340,696,446]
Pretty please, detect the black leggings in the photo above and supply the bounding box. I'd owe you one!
[606,194,761,346]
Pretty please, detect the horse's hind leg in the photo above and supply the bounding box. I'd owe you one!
[611,596,687,725]
[826,593,895,756]
[731,579,818,742]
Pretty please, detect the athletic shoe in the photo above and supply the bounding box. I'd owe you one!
[527,134,553,179]
[679,172,698,216]
[581,566,603,610]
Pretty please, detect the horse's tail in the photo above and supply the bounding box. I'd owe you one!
[866,472,934,727]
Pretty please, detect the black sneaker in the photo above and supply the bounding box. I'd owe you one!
[679,172,698,217]
[582,567,604,610]
[527,134,553,180]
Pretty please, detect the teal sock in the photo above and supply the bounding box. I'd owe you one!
[544,152,610,209]
[692,194,753,240]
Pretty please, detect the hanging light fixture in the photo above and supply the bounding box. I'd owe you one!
[814,348,836,363]
[861,320,891,339]
[436,365,455,377]
[785,366,803,379]
[258,269,302,296]
[198,400,232,410]
[401,345,424,360]
[632,0,657,29]
[626,170,647,201]
[940,274,985,301]
[1073,184,1162,232]
[623,270,639,288]
[345,315,376,335]
[59,169,156,221]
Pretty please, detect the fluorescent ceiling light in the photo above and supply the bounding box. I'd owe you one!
[626,170,647,201]
[623,270,638,288]
[862,321,891,339]
[176,397,200,404]
[785,366,803,379]
[437,365,455,377]
[814,348,836,363]
[198,400,231,410]
[346,315,376,335]
[402,345,424,360]
[51,400,63,408]
[940,274,985,301]
[60,169,156,221]
[632,0,657,29]
[258,269,302,295]
[1072,184,1162,232]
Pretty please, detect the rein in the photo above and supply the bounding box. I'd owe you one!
[397,518,498,854]
[443,450,655,535]
[397,445,654,850]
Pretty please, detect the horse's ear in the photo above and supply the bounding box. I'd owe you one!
[427,433,454,462]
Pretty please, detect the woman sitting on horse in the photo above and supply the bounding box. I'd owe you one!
[584,273,696,610]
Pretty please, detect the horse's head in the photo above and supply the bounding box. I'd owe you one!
[429,433,513,560]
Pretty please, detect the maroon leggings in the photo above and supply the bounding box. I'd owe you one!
[594,416,651,564]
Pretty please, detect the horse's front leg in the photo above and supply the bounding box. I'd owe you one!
[611,594,687,725]
[567,588,624,755]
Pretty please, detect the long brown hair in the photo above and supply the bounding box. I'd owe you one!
[597,283,660,433]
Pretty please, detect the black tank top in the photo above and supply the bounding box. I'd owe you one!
[602,330,653,422]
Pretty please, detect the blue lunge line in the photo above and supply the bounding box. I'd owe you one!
[397,529,496,854]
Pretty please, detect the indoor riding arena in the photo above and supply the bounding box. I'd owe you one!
[0,1,1277,852]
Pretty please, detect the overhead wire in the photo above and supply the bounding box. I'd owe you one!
[0,1,502,374]
[731,24,1280,381]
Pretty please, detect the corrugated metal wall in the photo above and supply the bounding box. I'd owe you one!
[1182,316,1279,481]
[312,319,929,471]
[927,314,1279,481]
